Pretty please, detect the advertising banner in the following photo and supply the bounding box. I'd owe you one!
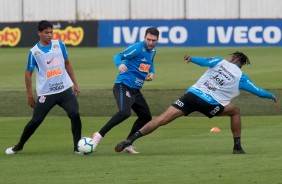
[98,20,282,47]
[0,21,98,47]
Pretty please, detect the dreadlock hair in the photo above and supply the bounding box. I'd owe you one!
[230,51,250,65]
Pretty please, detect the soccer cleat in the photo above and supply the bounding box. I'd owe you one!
[233,147,246,154]
[5,146,22,155]
[115,139,133,152]
[74,151,82,155]
[92,132,102,148]
[124,145,139,154]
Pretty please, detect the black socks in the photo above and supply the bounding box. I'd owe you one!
[128,131,143,143]
[233,137,242,149]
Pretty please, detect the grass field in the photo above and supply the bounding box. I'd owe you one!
[0,47,281,116]
[1,116,282,184]
[0,47,282,184]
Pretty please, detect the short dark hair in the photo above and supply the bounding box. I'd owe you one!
[145,27,159,38]
[230,51,250,65]
[38,20,53,32]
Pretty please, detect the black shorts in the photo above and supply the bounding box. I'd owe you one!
[171,92,224,118]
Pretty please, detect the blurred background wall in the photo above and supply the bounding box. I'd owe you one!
[1,0,282,47]
[1,0,282,22]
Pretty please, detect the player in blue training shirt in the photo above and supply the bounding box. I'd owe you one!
[92,27,159,153]
[115,51,278,154]
[5,20,82,155]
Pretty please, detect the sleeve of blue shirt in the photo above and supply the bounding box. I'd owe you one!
[149,51,156,74]
[190,56,222,67]
[59,40,68,59]
[26,51,36,71]
[239,74,276,100]
[113,44,141,67]
[149,60,155,74]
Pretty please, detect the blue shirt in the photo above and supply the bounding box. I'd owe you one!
[26,40,68,71]
[114,41,156,89]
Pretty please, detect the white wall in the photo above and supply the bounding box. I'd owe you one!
[1,0,282,22]
[131,0,185,19]
[23,0,76,21]
[240,0,282,19]
[186,0,239,19]
[0,0,22,22]
[77,0,130,20]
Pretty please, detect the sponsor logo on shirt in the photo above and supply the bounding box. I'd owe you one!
[45,57,62,66]
[46,58,54,64]
[46,68,63,79]
[49,82,64,91]
[204,81,217,91]
[139,63,150,72]
[135,77,144,87]
[218,65,235,79]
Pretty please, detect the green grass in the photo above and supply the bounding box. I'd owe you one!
[1,47,282,91]
[0,47,282,183]
[0,47,281,116]
[1,116,282,184]
[0,89,281,117]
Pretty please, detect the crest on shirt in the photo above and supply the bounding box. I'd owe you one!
[34,51,40,56]
[53,44,59,49]
[141,57,147,62]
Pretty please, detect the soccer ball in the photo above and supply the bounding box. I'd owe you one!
[77,137,94,155]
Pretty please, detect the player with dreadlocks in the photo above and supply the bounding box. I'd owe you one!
[115,51,277,154]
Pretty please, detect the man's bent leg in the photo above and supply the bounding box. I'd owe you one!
[219,103,245,154]
[7,96,55,154]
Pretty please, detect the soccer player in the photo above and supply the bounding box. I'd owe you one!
[92,27,159,153]
[115,51,278,154]
[5,20,82,154]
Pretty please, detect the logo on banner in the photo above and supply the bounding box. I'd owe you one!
[0,27,21,47]
[53,26,84,46]
[208,26,281,44]
[113,26,188,44]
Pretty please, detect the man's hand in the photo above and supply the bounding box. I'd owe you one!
[184,55,191,63]
[28,96,35,108]
[118,64,128,73]
[73,85,80,97]
[145,73,154,81]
